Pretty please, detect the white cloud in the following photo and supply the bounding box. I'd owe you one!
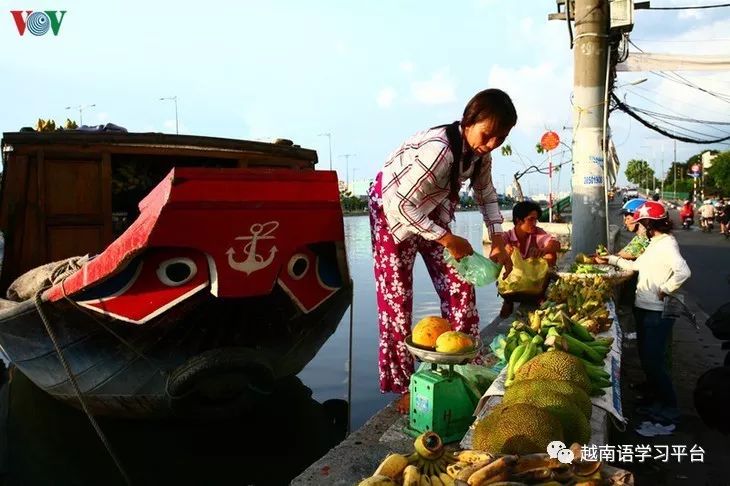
[400,61,414,73]
[376,87,397,108]
[411,69,456,105]
[488,62,572,134]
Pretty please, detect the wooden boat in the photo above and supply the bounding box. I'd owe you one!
[0,130,352,418]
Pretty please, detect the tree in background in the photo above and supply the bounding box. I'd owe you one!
[339,188,366,212]
[707,151,730,197]
[624,159,656,188]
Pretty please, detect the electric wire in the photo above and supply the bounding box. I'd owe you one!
[612,93,730,143]
[641,2,730,10]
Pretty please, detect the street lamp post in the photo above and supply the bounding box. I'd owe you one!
[318,132,333,170]
[65,104,96,126]
[340,154,355,188]
[159,96,179,134]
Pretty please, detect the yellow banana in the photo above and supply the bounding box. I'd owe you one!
[407,452,421,464]
[419,474,432,486]
[402,465,421,486]
[413,432,445,461]
[357,475,398,486]
[455,458,495,482]
[446,461,471,479]
[430,474,444,486]
[373,453,409,479]
[455,450,493,464]
[438,472,456,486]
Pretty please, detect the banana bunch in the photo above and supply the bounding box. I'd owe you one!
[445,453,516,485]
[546,275,612,308]
[504,334,543,387]
[35,118,57,132]
[358,432,457,486]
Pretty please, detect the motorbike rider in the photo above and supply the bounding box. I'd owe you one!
[679,200,694,229]
[699,200,716,232]
[719,202,730,236]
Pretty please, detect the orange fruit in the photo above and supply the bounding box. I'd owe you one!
[412,316,452,348]
[435,331,475,353]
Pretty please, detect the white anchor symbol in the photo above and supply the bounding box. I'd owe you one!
[227,221,279,275]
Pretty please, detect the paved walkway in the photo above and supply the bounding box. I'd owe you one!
[607,205,730,486]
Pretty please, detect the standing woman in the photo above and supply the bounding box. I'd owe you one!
[600,201,691,423]
[368,88,517,400]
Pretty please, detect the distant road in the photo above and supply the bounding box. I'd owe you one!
[669,208,730,317]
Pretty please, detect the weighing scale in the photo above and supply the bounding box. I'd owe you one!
[404,336,482,443]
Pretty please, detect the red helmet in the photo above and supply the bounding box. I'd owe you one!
[633,200,667,220]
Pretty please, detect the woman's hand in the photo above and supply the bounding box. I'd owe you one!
[594,256,609,264]
[437,233,474,261]
[490,234,513,277]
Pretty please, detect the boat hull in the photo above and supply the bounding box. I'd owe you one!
[0,283,352,418]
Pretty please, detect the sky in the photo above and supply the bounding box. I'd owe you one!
[2,0,729,196]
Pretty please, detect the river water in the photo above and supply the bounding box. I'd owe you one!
[0,211,504,485]
[299,211,504,430]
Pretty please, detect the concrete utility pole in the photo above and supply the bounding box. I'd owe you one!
[570,0,609,253]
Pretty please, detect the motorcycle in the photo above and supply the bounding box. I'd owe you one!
[682,217,693,230]
[702,217,714,233]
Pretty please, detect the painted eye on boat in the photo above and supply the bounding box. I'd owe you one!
[157,258,198,287]
[287,254,309,280]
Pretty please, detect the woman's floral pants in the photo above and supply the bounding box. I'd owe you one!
[368,174,480,394]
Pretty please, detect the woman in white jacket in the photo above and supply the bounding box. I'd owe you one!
[599,200,691,423]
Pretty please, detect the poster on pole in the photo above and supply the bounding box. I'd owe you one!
[573,129,605,187]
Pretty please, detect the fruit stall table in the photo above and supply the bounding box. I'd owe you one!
[462,300,625,450]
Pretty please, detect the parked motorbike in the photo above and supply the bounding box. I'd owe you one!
[694,302,730,435]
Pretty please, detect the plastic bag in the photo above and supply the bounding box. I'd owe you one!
[489,334,508,363]
[497,250,549,296]
[444,249,502,287]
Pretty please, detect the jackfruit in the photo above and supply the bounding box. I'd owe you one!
[472,403,564,455]
[514,350,592,393]
[500,389,591,444]
[502,379,593,420]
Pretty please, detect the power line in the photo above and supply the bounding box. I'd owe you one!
[642,2,730,9]
[628,39,730,104]
[612,93,730,143]
[631,37,730,42]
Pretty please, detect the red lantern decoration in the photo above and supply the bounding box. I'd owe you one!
[540,131,560,151]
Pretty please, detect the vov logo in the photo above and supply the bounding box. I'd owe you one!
[11,10,67,36]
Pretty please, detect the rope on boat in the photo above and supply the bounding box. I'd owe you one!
[33,290,132,486]
[50,259,166,378]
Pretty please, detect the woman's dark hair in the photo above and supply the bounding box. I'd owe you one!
[461,88,518,131]
[513,201,542,222]
[641,217,673,234]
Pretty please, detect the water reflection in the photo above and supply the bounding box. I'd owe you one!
[0,368,347,485]
[298,211,503,430]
